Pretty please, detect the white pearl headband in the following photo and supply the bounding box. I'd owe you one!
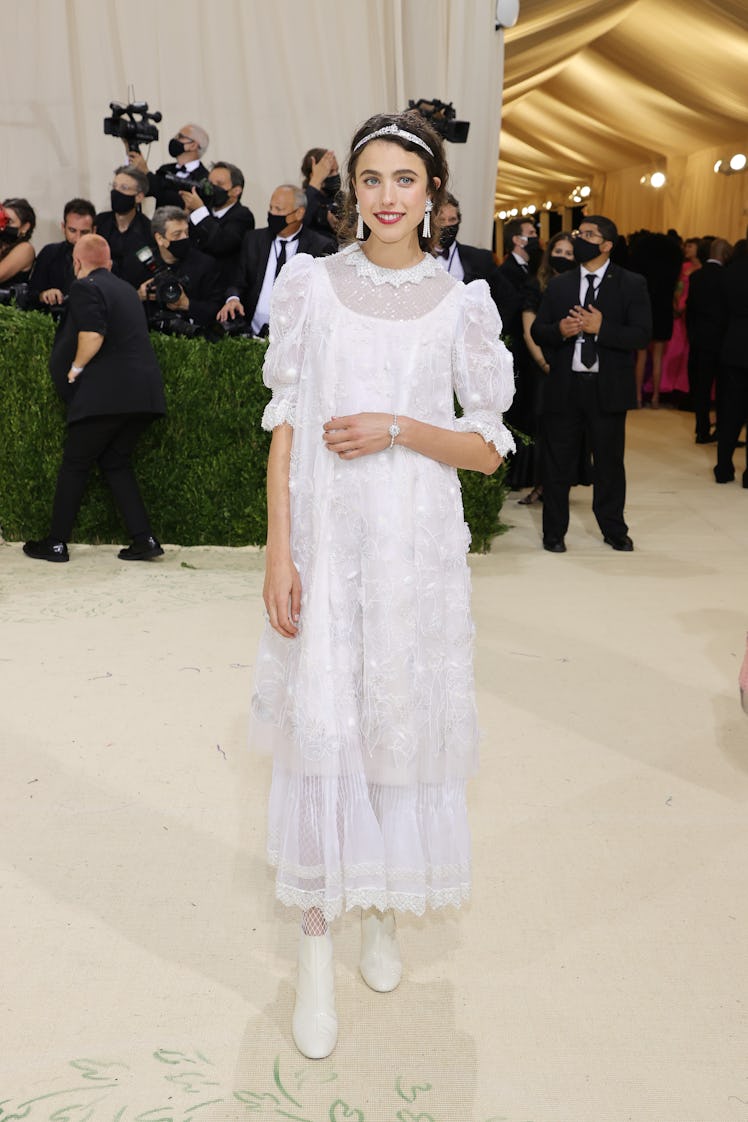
[353,123,434,158]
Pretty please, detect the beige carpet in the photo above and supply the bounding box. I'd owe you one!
[2,406,746,1122]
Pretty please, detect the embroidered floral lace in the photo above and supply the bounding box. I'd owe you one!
[251,246,515,919]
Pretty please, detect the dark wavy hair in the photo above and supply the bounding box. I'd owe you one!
[337,111,449,253]
[537,231,574,292]
[3,197,36,238]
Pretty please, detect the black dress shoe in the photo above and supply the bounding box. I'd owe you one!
[23,537,69,562]
[543,537,566,553]
[713,466,735,483]
[695,433,718,444]
[603,534,634,551]
[118,535,164,561]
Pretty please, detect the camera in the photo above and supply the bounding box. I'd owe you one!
[0,282,33,311]
[135,245,185,306]
[163,173,228,207]
[104,101,162,153]
[408,98,470,144]
[210,315,258,341]
[149,311,203,338]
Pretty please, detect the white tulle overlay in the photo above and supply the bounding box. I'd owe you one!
[251,243,515,920]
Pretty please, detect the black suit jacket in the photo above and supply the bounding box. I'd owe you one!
[531,263,652,413]
[227,226,333,325]
[686,261,726,353]
[148,161,210,209]
[189,202,256,291]
[50,268,166,422]
[29,241,74,301]
[456,242,520,333]
[720,258,748,368]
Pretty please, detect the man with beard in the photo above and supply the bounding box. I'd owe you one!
[30,198,96,308]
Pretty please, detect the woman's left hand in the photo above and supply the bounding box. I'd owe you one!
[322,413,394,459]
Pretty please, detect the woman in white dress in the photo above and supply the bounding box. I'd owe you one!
[252,111,515,1059]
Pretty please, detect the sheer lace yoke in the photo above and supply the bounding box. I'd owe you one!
[324,242,457,320]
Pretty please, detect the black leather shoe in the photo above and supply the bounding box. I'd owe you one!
[714,466,735,483]
[23,537,69,562]
[695,433,718,444]
[543,537,566,553]
[603,534,634,551]
[118,536,164,561]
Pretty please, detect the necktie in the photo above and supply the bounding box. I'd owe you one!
[274,236,299,279]
[581,274,597,369]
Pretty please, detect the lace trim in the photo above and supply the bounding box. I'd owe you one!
[273,881,471,921]
[339,241,439,287]
[261,395,296,431]
[455,412,516,457]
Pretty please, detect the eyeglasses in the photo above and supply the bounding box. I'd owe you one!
[573,229,603,243]
[110,182,139,195]
[174,132,194,144]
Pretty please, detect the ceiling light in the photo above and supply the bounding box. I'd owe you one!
[510,208,518,217]
[640,175,647,184]
[526,204,536,214]
[730,153,747,172]
[650,172,666,188]
[544,200,553,210]
[579,185,591,198]
[498,210,507,220]
[714,160,723,174]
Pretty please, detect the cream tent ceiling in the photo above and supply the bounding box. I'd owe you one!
[497,0,748,237]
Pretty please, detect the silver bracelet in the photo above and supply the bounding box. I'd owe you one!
[388,414,401,448]
[71,364,84,374]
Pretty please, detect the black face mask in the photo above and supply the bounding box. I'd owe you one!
[0,225,19,244]
[168,137,188,159]
[439,224,459,250]
[573,237,603,265]
[165,238,190,262]
[204,184,230,210]
[550,254,576,273]
[524,236,542,266]
[110,189,136,215]
[267,212,294,237]
[322,174,341,196]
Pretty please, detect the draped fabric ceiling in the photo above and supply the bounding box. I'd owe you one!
[498,0,748,239]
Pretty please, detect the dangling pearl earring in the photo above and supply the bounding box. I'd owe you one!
[355,202,364,240]
[422,198,433,239]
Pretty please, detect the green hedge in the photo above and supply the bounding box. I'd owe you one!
[0,305,508,552]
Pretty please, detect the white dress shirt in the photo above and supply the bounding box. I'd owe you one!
[571,259,610,373]
[252,230,302,335]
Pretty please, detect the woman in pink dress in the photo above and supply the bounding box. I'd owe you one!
[660,237,701,397]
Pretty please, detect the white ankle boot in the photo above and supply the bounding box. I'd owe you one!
[292,929,338,1059]
[359,908,403,992]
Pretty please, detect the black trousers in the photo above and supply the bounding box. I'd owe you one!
[689,346,719,439]
[542,373,628,542]
[715,364,748,480]
[50,414,155,542]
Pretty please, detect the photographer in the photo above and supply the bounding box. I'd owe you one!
[95,166,154,280]
[182,162,255,291]
[30,198,96,307]
[0,198,36,284]
[135,206,223,332]
[126,123,209,208]
[300,147,340,249]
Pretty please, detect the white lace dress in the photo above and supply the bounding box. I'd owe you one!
[251,242,515,920]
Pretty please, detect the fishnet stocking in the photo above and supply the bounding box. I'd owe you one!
[302,906,328,936]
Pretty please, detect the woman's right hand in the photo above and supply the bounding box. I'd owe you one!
[263,553,302,638]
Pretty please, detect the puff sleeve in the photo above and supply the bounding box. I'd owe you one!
[261,253,316,431]
[452,279,516,458]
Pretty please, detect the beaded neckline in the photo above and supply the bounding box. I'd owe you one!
[340,241,439,287]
